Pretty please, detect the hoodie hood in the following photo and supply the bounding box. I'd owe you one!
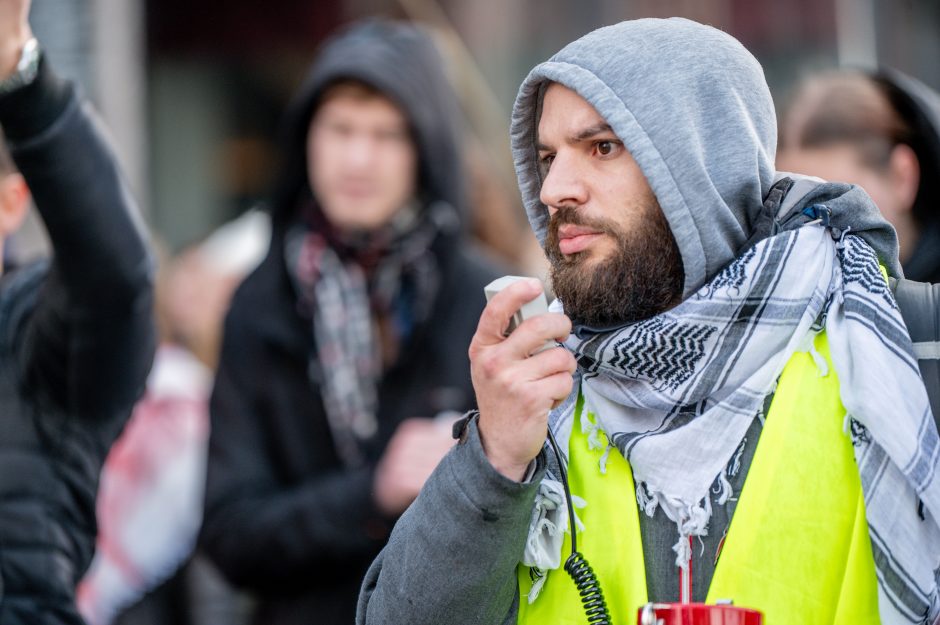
[270,19,465,232]
[511,18,901,297]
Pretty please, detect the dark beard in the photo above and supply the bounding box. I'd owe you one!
[546,205,684,328]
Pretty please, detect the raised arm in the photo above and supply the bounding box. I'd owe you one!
[0,1,155,418]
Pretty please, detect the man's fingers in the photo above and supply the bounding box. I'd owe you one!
[388,419,456,456]
[520,345,577,380]
[499,313,572,360]
[386,441,452,481]
[473,279,544,346]
[529,371,577,407]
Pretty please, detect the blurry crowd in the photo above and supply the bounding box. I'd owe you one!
[2,3,940,625]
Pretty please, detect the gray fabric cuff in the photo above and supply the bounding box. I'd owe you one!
[356,415,545,625]
[446,415,546,518]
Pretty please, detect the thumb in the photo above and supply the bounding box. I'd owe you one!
[473,278,544,347]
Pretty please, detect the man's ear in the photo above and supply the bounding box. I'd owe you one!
[888,143,920,215]
[0,172,29,236]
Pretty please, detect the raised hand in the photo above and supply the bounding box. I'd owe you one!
[469,279,575,481]
[0,0,32,79]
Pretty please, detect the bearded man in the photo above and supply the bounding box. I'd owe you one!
[357,18,940,625]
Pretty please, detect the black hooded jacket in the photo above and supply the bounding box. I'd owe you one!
[0,58,155,624]
[199,21,504,625]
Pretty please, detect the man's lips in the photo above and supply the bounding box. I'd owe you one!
[557,224,604,255]
[337,185,377,199]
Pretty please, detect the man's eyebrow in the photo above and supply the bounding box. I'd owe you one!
[572,123,613,142]
[536,123,614,152]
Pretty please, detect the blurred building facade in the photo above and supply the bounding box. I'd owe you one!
[24,0,940,265]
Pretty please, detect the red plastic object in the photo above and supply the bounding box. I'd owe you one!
[637,603,763,625]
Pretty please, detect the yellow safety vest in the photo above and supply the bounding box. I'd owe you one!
[517,332,880,624]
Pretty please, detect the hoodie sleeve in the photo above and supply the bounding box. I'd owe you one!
[357,417,539,625]
[0,56,155,421]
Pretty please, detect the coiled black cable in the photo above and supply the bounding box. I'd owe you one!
[546,426,612,625]
[564,553,611,624]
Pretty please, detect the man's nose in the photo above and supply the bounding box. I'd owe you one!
[539,153,588,213]
[342,133,376,170]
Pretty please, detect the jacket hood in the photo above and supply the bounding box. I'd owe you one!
[270,19,465,232]
[876,68,940,194]
[510,18,899,296]
[875,68,940,281]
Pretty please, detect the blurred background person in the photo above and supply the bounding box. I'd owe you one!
[198,19,504,625]
[0,0,155,622]
[160,211,271,370]
[77,210,269,625]
[778,68,940,281]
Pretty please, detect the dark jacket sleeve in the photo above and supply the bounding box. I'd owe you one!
[892,278,940,433]
[200,306,393,590]
[0,56,155,420]
[357,417,540,625]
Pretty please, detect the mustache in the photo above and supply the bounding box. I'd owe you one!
[547,206,617,238]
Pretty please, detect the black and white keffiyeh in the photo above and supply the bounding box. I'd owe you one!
[525,223,940,623]
[284,202,451,467]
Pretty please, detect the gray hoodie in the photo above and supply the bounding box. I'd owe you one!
[513,17,778,297]
[511,17,898,296]
[356,18,900,625]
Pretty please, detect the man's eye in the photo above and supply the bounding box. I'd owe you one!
[539,154,555,169]
[597,141,613,155]
[377,129,409,143]
[324,122,352,137]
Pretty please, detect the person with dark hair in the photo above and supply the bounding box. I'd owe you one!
[778,69,940,282]
[0,1,156,623]
[357,18,940,625]
[198,19,503,625]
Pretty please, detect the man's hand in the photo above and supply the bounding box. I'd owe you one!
[469,279,575,481]
[0,0,32,79]
[373,417,457,517]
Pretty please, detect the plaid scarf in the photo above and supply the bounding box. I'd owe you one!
[284,201,451,467]
[527,223,940,623]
